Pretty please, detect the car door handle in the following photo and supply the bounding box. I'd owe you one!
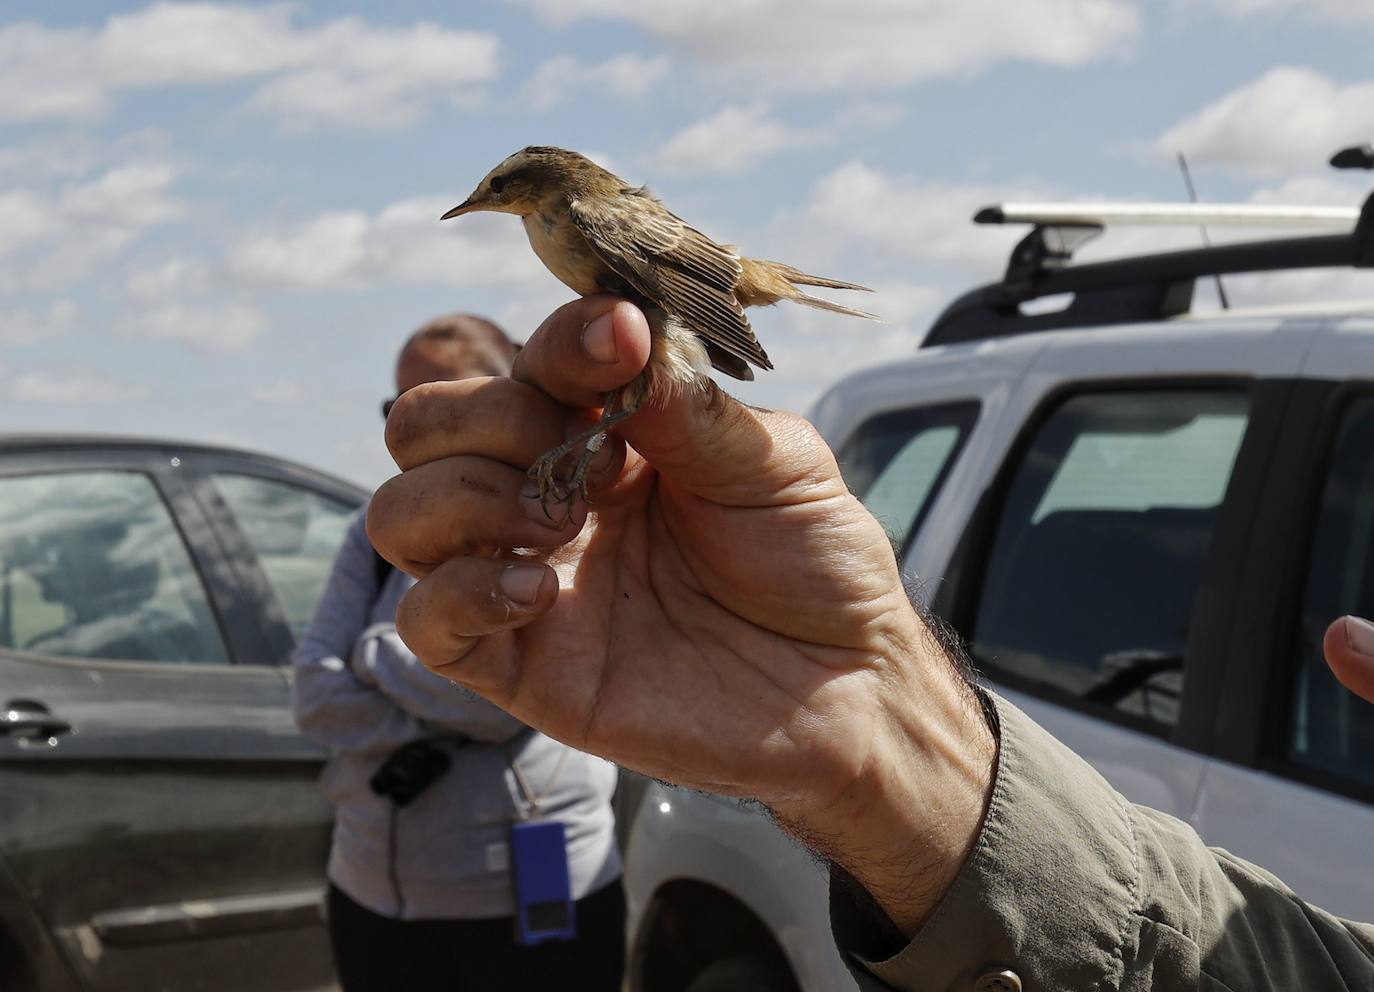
[1,699,73,739]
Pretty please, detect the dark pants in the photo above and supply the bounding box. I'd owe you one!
[326,880,626,992]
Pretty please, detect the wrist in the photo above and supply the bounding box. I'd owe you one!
[770,614,997,936]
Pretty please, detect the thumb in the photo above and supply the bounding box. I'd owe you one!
[620,379,846,508]
[1322,616,1374,705]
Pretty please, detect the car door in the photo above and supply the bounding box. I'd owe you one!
[1190,316,1374,922]
[933,319,1322,822]
[176,450,366,660]
[0,443,346,992]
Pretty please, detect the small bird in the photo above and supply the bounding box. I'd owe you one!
[441,146,876,507]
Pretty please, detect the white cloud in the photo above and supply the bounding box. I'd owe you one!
[655,104,823,176]
[866,282,946,325]
[1245,174,1370,208]
[11,369,149,404]
[493,282,585,344]
[516,0,1138,91]
[229,213,368,290]
[1155,68,1374,177]
[830,102,908,131]
[251,379,311,404]
[5,231,141,295]
[124,302,267,352]
[0,163,185,291]
[522,53,669,112]
[782,160,1040,276]
[579,149,623,176]
[0,301,79,344]
[1202,0,1374,21]
[0,129,173,183]
[0,5,500,128]
[228,196,548,291]
[0,190,52,258]
[127,258,213,301]
[0,164,183,255]
[241,18,499,130]
[59,163,185,229]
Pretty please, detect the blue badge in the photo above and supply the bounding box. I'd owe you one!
[510,819,577,944]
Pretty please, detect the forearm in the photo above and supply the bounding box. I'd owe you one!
[290,510,432,755]
[291,657,426,756]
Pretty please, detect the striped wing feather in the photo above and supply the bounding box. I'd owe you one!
[568,194,773,373]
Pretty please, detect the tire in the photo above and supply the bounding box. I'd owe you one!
[684,953,797,992]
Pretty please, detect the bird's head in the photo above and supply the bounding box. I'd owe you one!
[441,146,607,220]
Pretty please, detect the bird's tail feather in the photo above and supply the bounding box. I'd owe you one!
[792,292,881,321]
[737,257,880,318]
[766,262,874,294]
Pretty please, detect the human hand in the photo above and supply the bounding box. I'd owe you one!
[367,295,994,932]
[1323,616,1374,704]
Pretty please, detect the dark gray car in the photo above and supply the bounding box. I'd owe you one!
[0,435,367,991]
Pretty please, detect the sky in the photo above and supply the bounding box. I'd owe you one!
[3,0,1374,488]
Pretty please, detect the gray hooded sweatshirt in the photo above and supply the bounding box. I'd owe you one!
[291,512,620,920]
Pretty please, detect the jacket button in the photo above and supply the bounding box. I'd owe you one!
[973,969,1022,992]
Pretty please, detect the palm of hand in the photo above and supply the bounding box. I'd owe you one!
[461,442,914,807]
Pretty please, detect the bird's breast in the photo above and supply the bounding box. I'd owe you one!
[522,211,610,297]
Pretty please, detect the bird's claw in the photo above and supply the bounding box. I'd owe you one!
[525,433,606,525]
[525,453,570,524]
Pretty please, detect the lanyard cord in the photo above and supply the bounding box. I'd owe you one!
[508,745,570,820]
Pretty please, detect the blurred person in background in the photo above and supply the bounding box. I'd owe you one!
[291,314,624,992]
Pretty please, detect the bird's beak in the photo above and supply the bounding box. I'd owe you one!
[440,198,480,220]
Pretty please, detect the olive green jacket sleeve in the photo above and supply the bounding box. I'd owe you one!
[830,695,1374,991]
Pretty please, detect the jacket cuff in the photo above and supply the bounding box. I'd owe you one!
[831,694,1138,992]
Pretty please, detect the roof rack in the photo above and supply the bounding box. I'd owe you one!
[978,202,1361,231]
[922,183,1374,349]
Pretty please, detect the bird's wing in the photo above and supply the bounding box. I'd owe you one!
[569,193,772,371]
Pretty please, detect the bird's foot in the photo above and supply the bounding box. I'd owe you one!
[525,429,607,524]
[562,430,607,503]
[526,448,575,524]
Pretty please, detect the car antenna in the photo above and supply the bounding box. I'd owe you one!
[1177,151,1231,310]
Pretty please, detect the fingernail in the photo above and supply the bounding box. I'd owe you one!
[1345,616,1374,657]
[499,564,545,607]
[521,481,557,523]
[520,481,587,528]
[582,309,618,364]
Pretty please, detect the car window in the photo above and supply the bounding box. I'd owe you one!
[1285,395,1374,790]
[837,402,979,551]
[211,474,355,640]
[971,389,1250,729]
[0,471,229,664]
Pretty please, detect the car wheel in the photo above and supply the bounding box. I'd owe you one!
[684,953,797,992]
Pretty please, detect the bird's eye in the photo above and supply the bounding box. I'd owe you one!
[489,176,506,195]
